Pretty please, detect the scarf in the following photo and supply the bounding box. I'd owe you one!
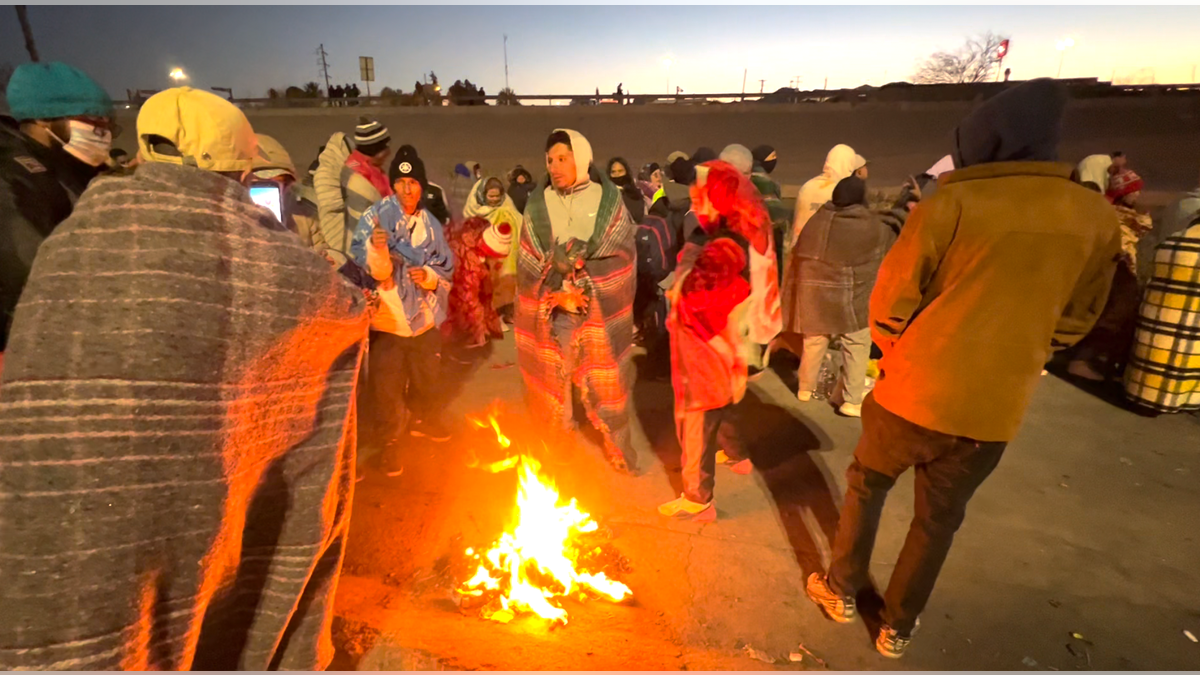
[345,149,393,198]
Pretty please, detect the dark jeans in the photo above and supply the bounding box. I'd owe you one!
[828,394,1006,635]
[1072,263,1140,374]
[678,406,737,504]
[358,328,443,448]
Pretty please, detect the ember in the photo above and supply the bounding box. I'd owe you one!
[457,414,632,625]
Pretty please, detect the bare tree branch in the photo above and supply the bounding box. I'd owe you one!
[913,32,1009,85]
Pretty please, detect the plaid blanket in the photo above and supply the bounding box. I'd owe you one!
[0,162,369,670]
[1124,222,1200,413]
[515,181,635,456]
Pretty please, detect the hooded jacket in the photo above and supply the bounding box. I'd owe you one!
[869,78,1122,442]
[516,128,636,458]
[507,166,536,214]
[790,144,859,250]
[1076,154,1113,193]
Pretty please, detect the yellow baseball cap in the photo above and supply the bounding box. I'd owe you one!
[137,87,257,173]
[252,134,297,179]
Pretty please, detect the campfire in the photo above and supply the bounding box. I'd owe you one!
[457,414,632,626]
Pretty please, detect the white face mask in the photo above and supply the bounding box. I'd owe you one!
[49,120,113,167]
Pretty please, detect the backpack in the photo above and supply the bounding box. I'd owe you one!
[635,212,678,285]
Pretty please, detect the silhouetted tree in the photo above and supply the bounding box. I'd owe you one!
[497,88,520,106]
[303,82,322,98]
[913,32,1009,84]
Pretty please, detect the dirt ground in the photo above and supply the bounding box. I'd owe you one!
[329,329,1200,671]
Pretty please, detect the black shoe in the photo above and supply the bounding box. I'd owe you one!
[409,418,451,442]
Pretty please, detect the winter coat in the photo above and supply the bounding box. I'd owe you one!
[782,202,895,336]
[312,132,354,263]
[0,117,99,351]
[870,79,1122,443]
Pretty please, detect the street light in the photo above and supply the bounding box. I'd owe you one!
[169,68,187,83]
[1055,37,1075,78]
[662,56,674,96]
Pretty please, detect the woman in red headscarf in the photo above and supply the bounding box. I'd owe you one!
[658,160,776,521]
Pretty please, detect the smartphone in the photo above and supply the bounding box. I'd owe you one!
[249,183,283,222]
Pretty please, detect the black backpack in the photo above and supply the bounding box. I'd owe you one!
[635,211,678,285]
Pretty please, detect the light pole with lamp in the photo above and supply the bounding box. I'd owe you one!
[662,57,673,99]
[169,68,188,85]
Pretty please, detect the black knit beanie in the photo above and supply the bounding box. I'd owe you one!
[389,146,428,190]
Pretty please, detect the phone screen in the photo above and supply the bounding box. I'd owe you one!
[249,184,283,222]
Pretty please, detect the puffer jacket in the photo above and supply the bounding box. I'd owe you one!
[312,132,352,261]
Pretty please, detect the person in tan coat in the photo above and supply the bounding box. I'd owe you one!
[804,79,1122,659]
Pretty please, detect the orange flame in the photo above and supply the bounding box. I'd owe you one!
[459,414,631,625]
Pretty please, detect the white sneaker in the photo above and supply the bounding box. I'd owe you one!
[797,390,813,402]
[839,403,862,418]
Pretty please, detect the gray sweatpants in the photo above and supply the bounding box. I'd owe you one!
[797,327,872,405]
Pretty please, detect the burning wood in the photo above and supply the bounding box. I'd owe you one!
[457,414,632,625]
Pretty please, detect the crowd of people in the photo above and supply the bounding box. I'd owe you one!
[2,61,1199,666]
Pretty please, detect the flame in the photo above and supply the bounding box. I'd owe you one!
[459,415,631,625]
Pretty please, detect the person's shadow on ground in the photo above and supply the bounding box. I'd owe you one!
[632,354,842,580]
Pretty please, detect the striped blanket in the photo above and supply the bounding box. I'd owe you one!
[0,162,370,670]
[515,181,636,459]
[1124,220,1200,413]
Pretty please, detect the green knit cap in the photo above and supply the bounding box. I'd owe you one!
[5,62,113,121]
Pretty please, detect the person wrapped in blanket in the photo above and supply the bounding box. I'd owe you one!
[350,146,455,457]
[515,129,638,474]
[443,216,513,349]
[659,160,776,521]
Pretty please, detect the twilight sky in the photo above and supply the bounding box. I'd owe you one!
[3,5,1199,100]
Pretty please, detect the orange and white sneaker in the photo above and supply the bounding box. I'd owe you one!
[875,619,919,659]
[658,495,716,522]
[805,573,857,624]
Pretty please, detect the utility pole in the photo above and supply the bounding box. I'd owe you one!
[317,44,331,96]
[759,79,765,94]
[15,6,39,62]
[741,68,747,102]
[503,34,510,92]
[823,76,828,91]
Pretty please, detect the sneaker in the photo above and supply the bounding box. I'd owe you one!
[716,450,753,475]
[658,495,716,522]
[657,494,710,521]
[1067,359,1106,382]
[409,418,451,442]
[838,403,862,418]
[728,459,753,475]
[805,573,857,624]
[797,390,813,403]
[875,620,918,659]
